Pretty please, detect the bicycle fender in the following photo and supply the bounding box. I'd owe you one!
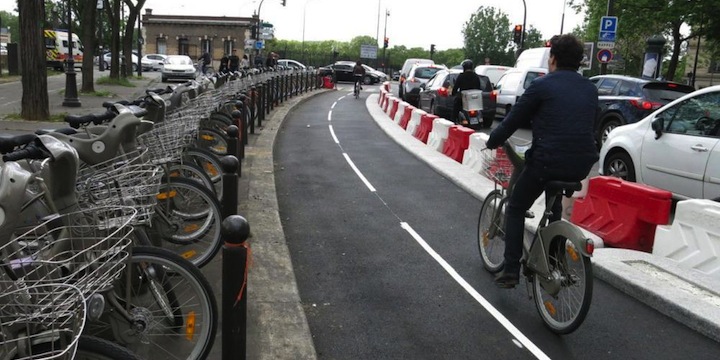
[535,221,593,259]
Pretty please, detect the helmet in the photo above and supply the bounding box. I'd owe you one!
[461,59,474,71]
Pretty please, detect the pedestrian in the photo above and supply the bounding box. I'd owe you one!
[240,54,250,69]
[219,53,229,73]
[228,49,240,72]
[199,51,212,74]
[485,34,599,288]
[265,52,278,68]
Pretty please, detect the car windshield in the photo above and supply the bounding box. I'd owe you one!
[643,83,695,103]
[413,67,442,79]
[166,56,192,65]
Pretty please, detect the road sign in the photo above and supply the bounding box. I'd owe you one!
[599,31,616,42]
[581,42,594,71]
[255,40,264,50]
[599,16,618,43]
[597,41,615,49]
[597,49,613,64]
[360,44,377,59]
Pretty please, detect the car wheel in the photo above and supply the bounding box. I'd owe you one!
[363,75,372,85]
[604,151,636,182]
[598,116,623,148]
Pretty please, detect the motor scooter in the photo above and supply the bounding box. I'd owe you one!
[457,90,487,129]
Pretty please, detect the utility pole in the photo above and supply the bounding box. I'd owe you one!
[137,12,142,77]
[382,9,389,73]
[98,0,104,71]
[520,0,526,51]
[600,0,615,75]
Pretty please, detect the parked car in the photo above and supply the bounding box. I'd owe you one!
[398,58,434,99]
[142,54,167,71]
[161,55,197,82]
[102,52,140,71]
[600,85,720,200]
[494,67,547,117]
[417,68,496,128]
[401,63,447,106]
[392,71,400,81]
[590,74,695,147]
[277,59,306,69]
[318,61,384,84]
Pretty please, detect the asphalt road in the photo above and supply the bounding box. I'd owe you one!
[274,85,720,359]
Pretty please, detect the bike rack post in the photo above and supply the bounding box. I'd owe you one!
[268,76,275,111]
[236,95,249,147]
[250,86,257,134]
[221,155,239,217]
[221,213,250,360]
[257,83,265,125]
[226,124,239,162]
[279,73,285,104]
[231,110,245,160]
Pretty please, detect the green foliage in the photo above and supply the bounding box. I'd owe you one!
[461,6,515,66]
[524,26,545,49]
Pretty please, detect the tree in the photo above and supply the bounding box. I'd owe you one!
[104,0,121,79]
[524,26,545,49]
[18,0,49,120]
[462,6,515,66]
[122,0,145,77]
[78,0,97,92]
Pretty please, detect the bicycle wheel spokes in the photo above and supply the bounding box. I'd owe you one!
[477,190,506,273]
[533,238,593,334]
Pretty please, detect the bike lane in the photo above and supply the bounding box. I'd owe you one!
[274,89,720,359]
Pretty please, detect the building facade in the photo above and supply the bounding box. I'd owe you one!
[686,36,720,88]
[141,9,256,65]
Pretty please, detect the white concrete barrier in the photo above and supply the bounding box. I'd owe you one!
[653,199,720,277]
[393,101,409,124]
[427,118,454,152]
[379,89,387,106]
[462,133,490,173]
[406,108,426,136]
[385,97,398,117]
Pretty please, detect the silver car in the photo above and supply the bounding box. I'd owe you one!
[401,63,447,106]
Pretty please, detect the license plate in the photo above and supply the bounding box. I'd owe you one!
[470,117,479,125]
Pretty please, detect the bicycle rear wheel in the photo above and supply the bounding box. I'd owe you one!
[74,335,142,360]
[477,190,506,273]
[532,237,593,334]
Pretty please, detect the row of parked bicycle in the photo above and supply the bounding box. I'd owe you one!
[0,66,323,359]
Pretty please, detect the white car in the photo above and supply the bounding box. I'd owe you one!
[161,55,197,82]
[277,59,306,69]
[102,52,139,71]
[494,67,546,117]
[142,54,166,71]
[600,85,720,200]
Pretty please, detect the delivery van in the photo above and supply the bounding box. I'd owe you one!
[44,29,83,71]
[514,47,550,69]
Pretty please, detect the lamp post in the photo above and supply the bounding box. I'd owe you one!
[98,0,104,71]
[520,0,527,51]
[137,14,142,77]
[255,0,266,64]
[382,9,389,73]
[62,0,81,107]
[560,0,566,34]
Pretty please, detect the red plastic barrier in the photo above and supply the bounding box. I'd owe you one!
[389,99,400,119]
[379,90,386,105]
[382,96,391,112]
[570,176,672,252]
[399,106,414,129]
[441,125,475,163]
[384,82,391,92]
[414,114,438,143]
[322,76,334,89]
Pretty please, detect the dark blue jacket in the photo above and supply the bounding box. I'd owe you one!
[486,69,599,180]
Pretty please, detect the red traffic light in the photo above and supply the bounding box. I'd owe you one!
[514,25,522,31]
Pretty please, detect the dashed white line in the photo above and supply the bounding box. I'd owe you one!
[342,153,376,192]
[329,125,339,144]
[328,110,332,121]
[399,222,550,360]
[338,95,346,101]
[331,101,337,109]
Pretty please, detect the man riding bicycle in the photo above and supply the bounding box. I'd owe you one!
[485,34,599,288]
[353,61,366,92]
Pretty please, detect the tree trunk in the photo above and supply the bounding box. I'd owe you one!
[105,0,121,79]
[665,22,683,81]
[19,0,49,120]
[79,0,97,93]
[122,0,145,78]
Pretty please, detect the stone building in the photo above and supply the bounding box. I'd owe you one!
[685,36,720,88]
[141,8,256,65]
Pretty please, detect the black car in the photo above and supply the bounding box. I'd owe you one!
[417,69,496,128]
[591,75,695,147]
[318,61,384,84]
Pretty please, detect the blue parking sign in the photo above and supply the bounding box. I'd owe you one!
[600,16,618,33]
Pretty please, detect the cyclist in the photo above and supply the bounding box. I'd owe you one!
[353,61,366,93]
[485,34,599,288]
[452,59,482,124]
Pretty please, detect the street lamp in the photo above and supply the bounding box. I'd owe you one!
[62,0,81,107]
[382,9,389,73]
[98,0,104,71]
[520,0,527,51]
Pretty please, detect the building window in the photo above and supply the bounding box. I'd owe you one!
[224,40,234,56]
[157,37,167,55]
[201,39,212,54]
[178,38,189,55]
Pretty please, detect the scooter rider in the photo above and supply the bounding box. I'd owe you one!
[452,59,483,125]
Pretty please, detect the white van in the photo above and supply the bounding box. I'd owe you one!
[514,47,550,69]
[494,67,547,116]
[474,65,511,87]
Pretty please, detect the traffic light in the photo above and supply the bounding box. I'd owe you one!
[281,0,286,6]
[513,24,522,44]
[430,44,435,58]
[384,37,389,49]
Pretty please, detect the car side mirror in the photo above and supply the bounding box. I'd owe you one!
[652,117,664,139]
[419,83,426,90]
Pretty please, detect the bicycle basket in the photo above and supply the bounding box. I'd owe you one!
[0,283,85,360]
[481,147,514,189]
[1,206,137,300]
[76,149,162,225]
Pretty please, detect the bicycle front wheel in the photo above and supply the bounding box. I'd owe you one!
[74,335,143,360]
[90,246,218,360]
[532,237,593,334]
[477,190,506,273]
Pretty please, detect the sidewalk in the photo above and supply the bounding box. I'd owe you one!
[365,93,720,343]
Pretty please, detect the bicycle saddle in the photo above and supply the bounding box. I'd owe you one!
[0,133,37,154]
[545,181,582,197]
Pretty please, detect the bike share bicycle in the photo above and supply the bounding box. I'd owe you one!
[477,141,594,334]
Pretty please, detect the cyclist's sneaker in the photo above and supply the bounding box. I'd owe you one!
[525,210,535,219]
[494,270,520,288]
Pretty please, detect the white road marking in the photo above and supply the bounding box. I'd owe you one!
[329,125,339,144]
[342,153,376,192]
[331,101,337,109]
[400,222,551,360]
[338,95,346,101]
[327,110,332,121]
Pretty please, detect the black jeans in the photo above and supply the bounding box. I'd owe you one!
[503,165,563,274]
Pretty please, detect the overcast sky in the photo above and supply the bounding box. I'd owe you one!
[0,0,585,50]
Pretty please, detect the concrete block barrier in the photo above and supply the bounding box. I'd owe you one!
[427,118,454,152]
[406,108,427,136]
[383,95,394,114]
[379,89,387,106]
[654,199,720,276]
[393,101,409,124]
[462,133,490,173]
[399,105,414,129]
[388,98,400,118]
[414,114,438,144]
[383,81,391,92]
[442,126,475,163]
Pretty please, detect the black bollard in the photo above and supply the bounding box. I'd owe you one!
[225,125,239,161]
[221,214,250,360]
[230,111,245,160]
[249,86,256,134]
[237,95,249,146]
[220,155,239,218]
[257,84,265,125]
